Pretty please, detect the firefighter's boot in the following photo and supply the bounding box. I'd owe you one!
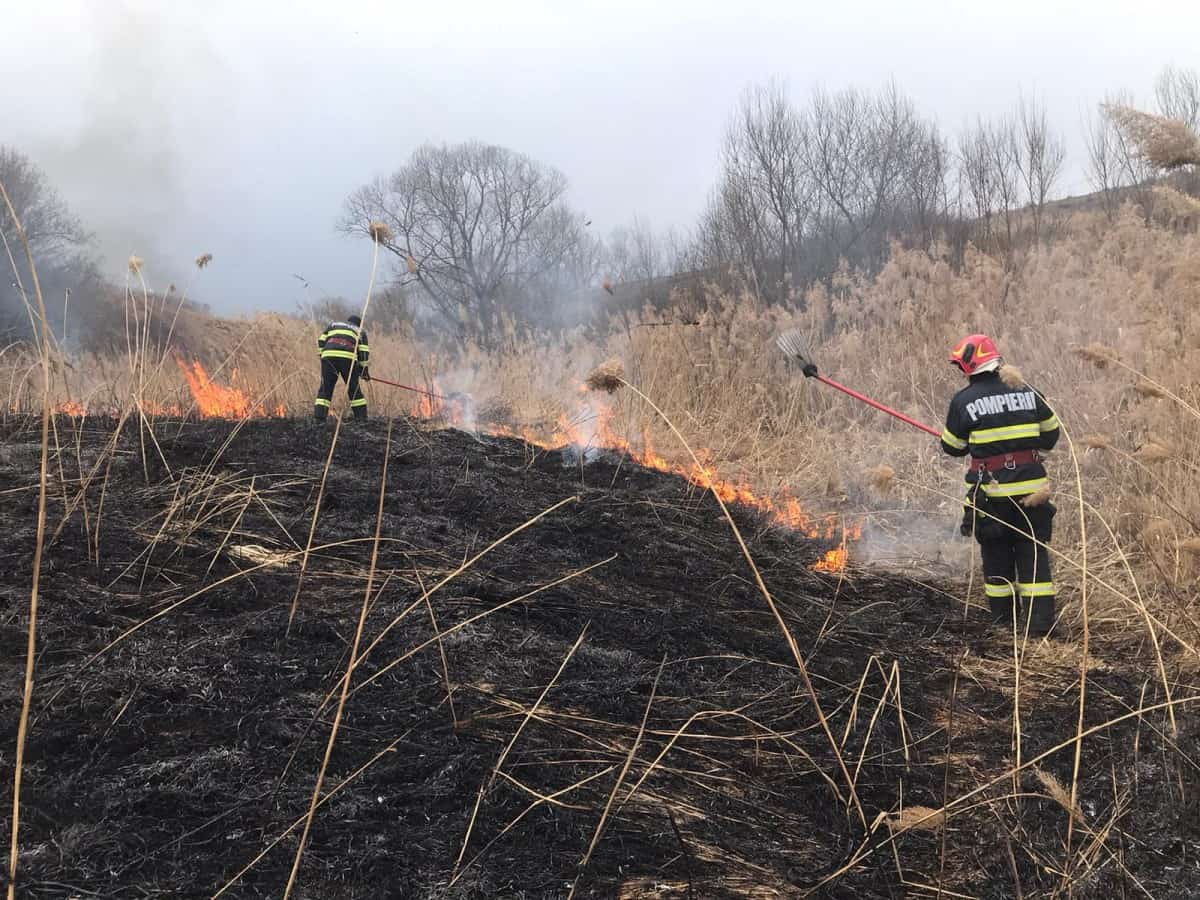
[1028,596,1055,637]
[988,596,1016,630]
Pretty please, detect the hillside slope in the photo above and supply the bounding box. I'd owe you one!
[1,417,1196,898]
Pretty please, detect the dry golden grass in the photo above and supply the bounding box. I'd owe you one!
[1035,768,1086,825]
[885,805,945,832]
[998,364,1025,388]
[865,464,896,493]
[7,205,1200,646]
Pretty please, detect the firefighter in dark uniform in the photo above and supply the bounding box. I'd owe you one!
[313,315,370,421]
[940,334,1060,636]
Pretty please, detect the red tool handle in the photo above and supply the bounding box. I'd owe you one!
[816,374,940,437]
[367,376,447,402]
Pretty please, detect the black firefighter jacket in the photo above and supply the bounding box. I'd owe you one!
[940,371,1060,498]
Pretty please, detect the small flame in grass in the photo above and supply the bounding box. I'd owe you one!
[407,387,860,565]
[813,546,849,573]
[54,401,88,417]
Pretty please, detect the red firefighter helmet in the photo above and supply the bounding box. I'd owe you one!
[949,334,1001,375]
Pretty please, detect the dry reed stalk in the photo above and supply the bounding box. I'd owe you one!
[1075,494,1178,738]
[415,568,458,729]
[451,765,618,887]
[288,413,344,634]
[0,171,53,900]
[1082,434,1110,450]
[585,368,868,829]
[1061,424,1090,889]
[890,805,945,833]
[936,652,963,898]
[1036,768,1086,824]
[213,696,452,897]
[344,495,581,689]
[283,420,394,898]
[1104,104,1200,170]
[456,624,591,870]
[806,693,1200,895]
[344,553,614,706]
[567,654,665,899]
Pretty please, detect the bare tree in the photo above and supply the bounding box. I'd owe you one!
[342,141,591,344]
[724,81,811,288]
[1155,65,1200,194]
[1015,96,1066,242]
[1155,65,1200,131]
[0,146,94,337]
[1103,90,1160,218]
[1084,106,1123,218]
[804,82,929,273]
[958,121,1001,244]
[900,118,953,248]
[607,216,666,285]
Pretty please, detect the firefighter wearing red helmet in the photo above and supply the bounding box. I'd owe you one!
[941,335,1060,636]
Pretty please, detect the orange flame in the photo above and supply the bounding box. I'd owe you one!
[54,401,88,417]
[176,360,285,419]
[406,392,860,568]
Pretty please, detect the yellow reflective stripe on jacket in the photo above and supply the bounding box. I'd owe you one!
[1038,415,1059,432]
[1017,581,1055,597]
[321,349,359,361]
[985,581,1015,598]
[941,427,968,449]
[969,422,1042,444]
[321,328,359,341]
[980,477,1049,497]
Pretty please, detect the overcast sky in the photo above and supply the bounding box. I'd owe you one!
[2,0,1196,315]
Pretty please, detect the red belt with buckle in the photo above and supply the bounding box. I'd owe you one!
[969,449,1041,473]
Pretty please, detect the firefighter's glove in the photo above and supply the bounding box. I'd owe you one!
[801,363,818,378]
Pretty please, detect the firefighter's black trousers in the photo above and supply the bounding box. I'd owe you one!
[314,357,367,420]
[968,489,1056,632]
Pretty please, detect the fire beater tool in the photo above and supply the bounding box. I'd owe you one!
[775,329,940,437]
[366,376,449,402]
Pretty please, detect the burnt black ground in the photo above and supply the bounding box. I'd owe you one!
[1,416,1197,899]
